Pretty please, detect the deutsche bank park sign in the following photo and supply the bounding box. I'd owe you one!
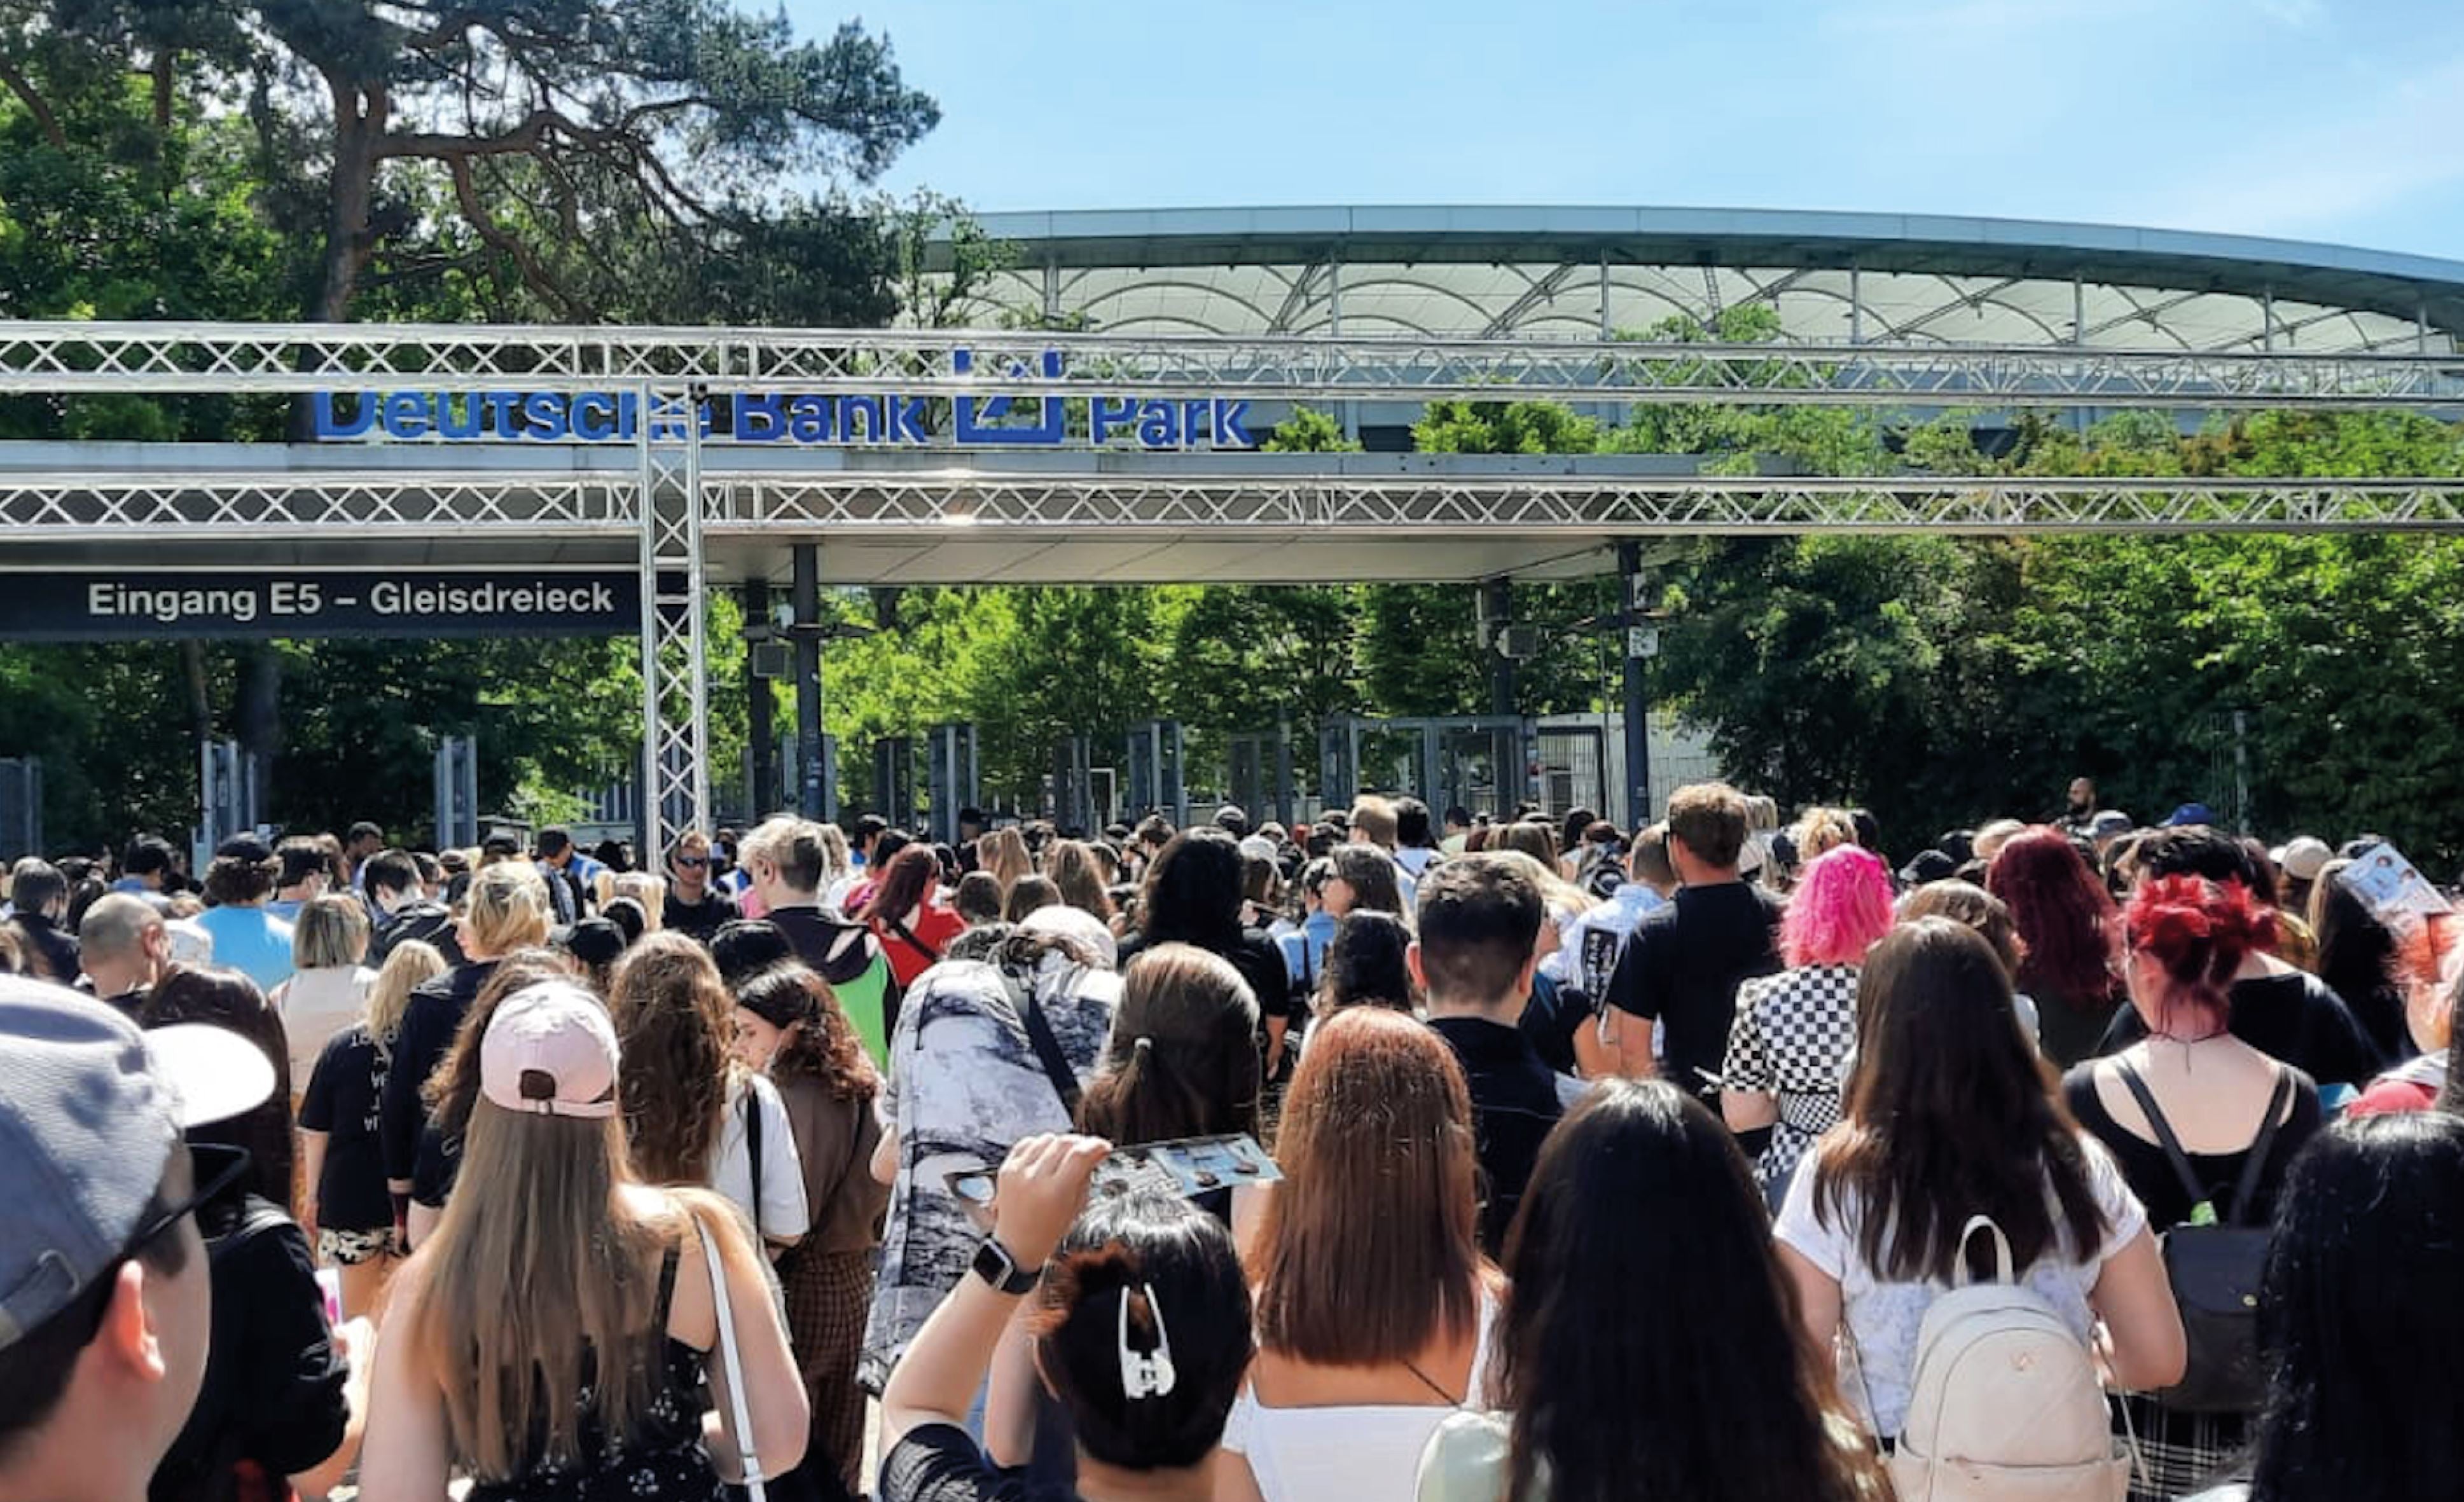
[311,348,1257,451]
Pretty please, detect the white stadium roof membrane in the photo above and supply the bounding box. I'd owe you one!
[927,205,2464,354]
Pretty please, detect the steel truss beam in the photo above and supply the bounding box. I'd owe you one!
[0,471,639,534]
[708,473,2464,534]
[3,321,2461,408]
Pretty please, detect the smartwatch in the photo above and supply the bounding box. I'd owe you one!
[972,1237,1041,1296]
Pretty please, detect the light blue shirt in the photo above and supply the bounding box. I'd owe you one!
[193,904,296,996]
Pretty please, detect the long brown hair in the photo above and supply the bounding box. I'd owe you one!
[861,845,942,928]
[734,963,877,1103]
[976,827,1032,892]
[1076,943,1261,1147]
[1814,918,2105,1282]
[609,932,737,1186]
[141,967,294,1208]
[412,1092,754,1479]
[1251,1007,1481,1367]
[1044,839,1115,921]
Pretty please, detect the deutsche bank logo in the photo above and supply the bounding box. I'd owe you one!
[311,348,1256,452]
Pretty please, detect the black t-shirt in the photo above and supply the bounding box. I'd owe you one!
[2095,970,2383,1087]
[662,886,740,942]
[381,960,499,1184]
[372,899,465,967]
[1430,1014,1570,1255]
[153,1193,348,1502]
[881,1423,1083,1502]
[1604,881,1784,1100]
[1116,928,1292,1022]
[299,1024,394,1232]
[1517,970,1585,1076]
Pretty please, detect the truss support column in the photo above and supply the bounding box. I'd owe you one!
[2422,294,2433,355]
[1598,252,1612,340]
[792,542,825,820]
[1331,257,1360,444]
[1618,541,1652,832]
[1484,577,1516,716]
[637,383,712,856]
[2072,275,2086,347]
[2263,285,2276,353]
[1849,266,1863,345]
[743,580,775,818]
[1044,258,1061,324]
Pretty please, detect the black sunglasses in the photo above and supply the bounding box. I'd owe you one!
[81,1143,251,1339]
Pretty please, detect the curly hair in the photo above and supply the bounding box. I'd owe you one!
[734,963,877,1103]
[608,931,737,1186]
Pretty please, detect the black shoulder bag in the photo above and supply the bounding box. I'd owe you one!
[2114,1060,2293,1414]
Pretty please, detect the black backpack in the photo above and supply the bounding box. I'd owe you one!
[2114,1060,2294,1415]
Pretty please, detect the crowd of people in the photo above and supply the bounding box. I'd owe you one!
[3,778,2460,1502]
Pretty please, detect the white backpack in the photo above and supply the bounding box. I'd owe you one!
[1883,1216,2133,1502]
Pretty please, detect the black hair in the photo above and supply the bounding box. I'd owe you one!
[2133,825,2266,888]
[1031,1191,1254,1473]
[1394,797,1434,849]
[1497,1082,1872,1502]
[870,828,913,870]
[365,850,420,899]
[1413,855,1542,1005]
[0,1179,190,1457]
[600,897,647,947]
[534,827,572,858]
[1324,843,1404,916]
[592,839,632,873]
[2249,1113,2464,1502]
[1323,911,1415,1012]
[7,859,66,918]
[1444,805,1474,829]
[709,919,794,989]
[853,814,888,847]
[275,837,327,888]
[347,821,385,845]
[121,836,176,877]
[1135,829,1246,949]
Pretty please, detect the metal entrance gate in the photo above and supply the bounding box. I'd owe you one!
[1318,715,1528,819]
[925,723,980,844]
[1226,725,1302,829]
[1125,720,1189,828]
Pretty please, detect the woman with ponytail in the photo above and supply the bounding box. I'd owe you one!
[1074,944,1263,1229]
[2064,874,2325,1501]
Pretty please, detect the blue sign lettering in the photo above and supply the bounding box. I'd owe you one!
[311,350,1257,451]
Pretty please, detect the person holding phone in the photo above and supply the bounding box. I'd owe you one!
[1074,944,1264,1232]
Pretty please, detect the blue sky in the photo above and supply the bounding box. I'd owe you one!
[798,0,2464,260]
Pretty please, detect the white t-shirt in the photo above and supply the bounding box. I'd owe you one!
[712,1072,810,1243]
[272,965,375,1087]
[1773,1134,2145,1438]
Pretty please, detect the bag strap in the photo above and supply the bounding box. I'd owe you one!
[885,914,941,964]
[693,1211,766,1498]
[742,1084,765,1243]
[1002,967,1084,1118]
[2113,1058,2210,1214]
[2227,1068,2295,1227]
[1951,1214,2016,1288]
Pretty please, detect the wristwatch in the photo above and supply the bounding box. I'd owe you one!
[972,1236,1041,1296]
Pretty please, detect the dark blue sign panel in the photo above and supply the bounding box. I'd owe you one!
[0,571,641,641]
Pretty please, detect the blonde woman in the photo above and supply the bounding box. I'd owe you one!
[361,980,808,1502]
[273,891,377,1089]
[599,869,669,930]
[380,858,554,1223]
[301,938,448,1319]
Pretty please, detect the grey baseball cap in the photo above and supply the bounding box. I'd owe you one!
[0,977,275,1348]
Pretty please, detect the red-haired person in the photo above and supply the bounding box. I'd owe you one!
[1720,844,1895,1201]
[2063,874,2323,1501]
[1988,826,2126,1068]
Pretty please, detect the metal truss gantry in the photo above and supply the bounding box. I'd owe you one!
[11,320,2464,850]
[5,320,2464,408]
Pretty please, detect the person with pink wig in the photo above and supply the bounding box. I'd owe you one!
[1719,843,1896,1199]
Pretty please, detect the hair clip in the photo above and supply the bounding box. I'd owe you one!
[1118,1281,1177,1400]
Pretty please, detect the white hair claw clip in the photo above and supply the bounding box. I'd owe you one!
[1118,1281,1177,1400]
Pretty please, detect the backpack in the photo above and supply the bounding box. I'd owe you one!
[2112,1059,2292,1415]
[1884,1216,2132,1502]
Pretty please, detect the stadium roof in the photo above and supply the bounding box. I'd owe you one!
[928,205,2464,354]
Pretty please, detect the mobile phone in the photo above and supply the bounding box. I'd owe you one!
[313,1266,343,1326]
